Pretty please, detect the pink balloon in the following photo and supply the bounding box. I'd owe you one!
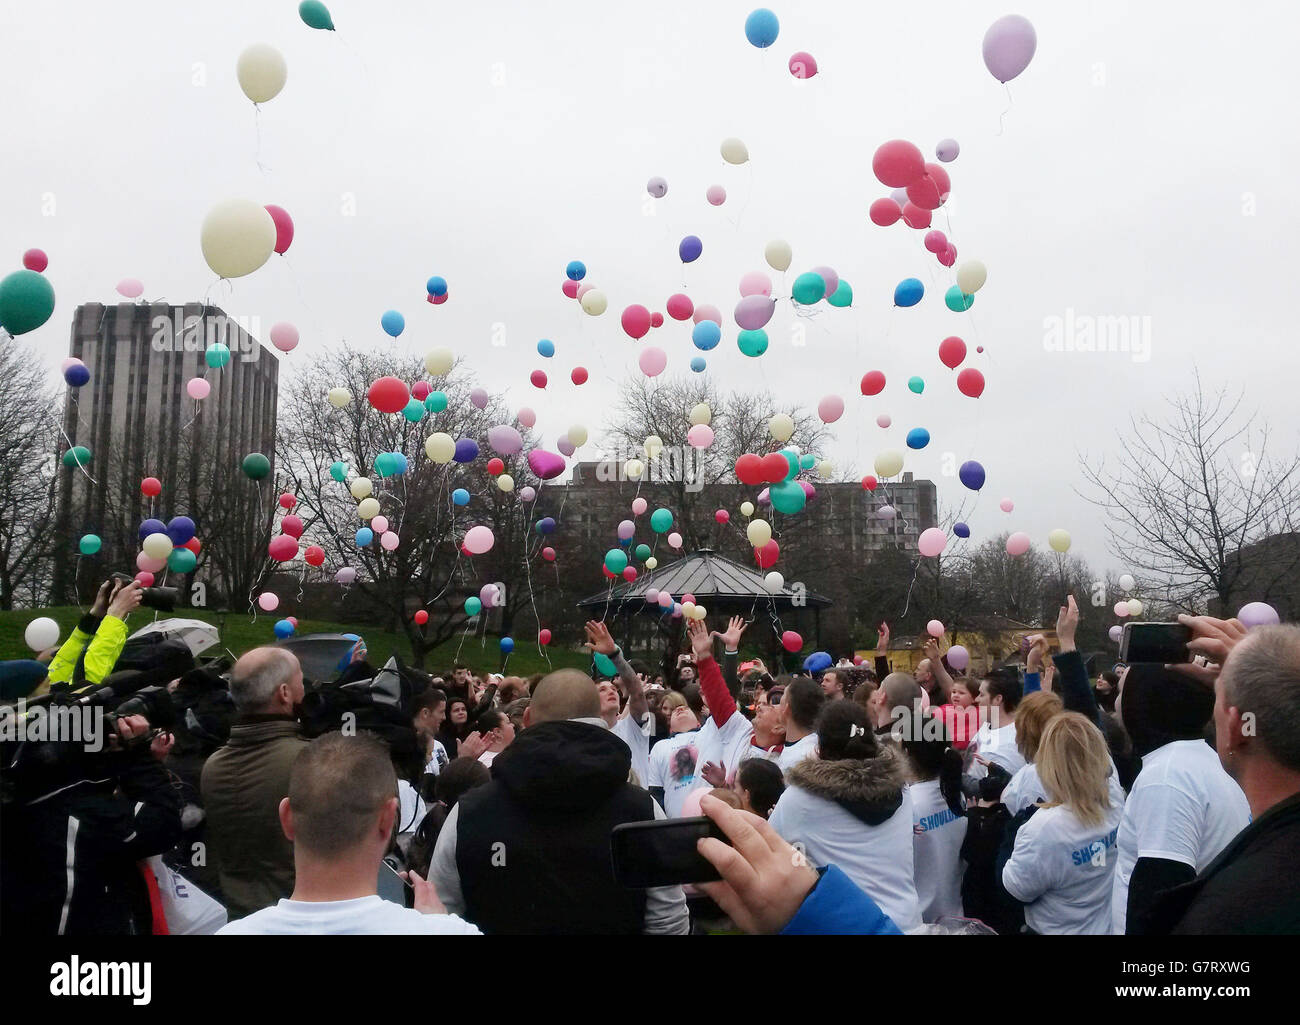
[666,293,694,320]
[380,531,400,551]
[562,279,580,299]
[686,424,715,449]
[817,395,845,423]
[918,527,948,558]
[907,164,952,211]
[901,203,932,229]
[1006,532,1031,556]
[61,357,82,372]
[692,304,722,327]
[470,387,489,409]
[621,304,652,340]
[258,592,280,612]
[488,425,524,455]
[23,248,48,272]
[738,272,772,297]
[519,486,536,501]
[632,497,648,515]
[186,377,210,400]
[706,184,727,206]
[557,437,576,458]
[924,230,948,254]
[135,571,155,586]
[281,515,304,538]
[517,407,537,429]
[269,322,299,353]
[999,498,1014,513]
[116,278,144,299]
[789,51,818,78]
[463,525,495,555]
[1114,602,1130,618]
[869,198,902,226]
[527,449,566,480]
[638,346,668,377]
[872,140,926,188]
[799,481,815,499]
[265,204,294,254]
[668,532,683,549]
[658,591,673,607]
[927,619,946,638]
[137,552,167,573]
[681,788,706,818]
[937,245,957,268]
[576,282,594,299]
[268,535,298,561]
[715,508,730,523]
[876,414,891,428]
[371,515,389,534]
[810,266,839,297]
[734,294,776,331]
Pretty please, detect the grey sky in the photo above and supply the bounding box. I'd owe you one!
[4,0,1298,576]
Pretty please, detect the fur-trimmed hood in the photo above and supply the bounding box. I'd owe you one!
[787,745,907,825]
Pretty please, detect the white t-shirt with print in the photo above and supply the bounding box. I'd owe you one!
[1111,739,1250,934]
[611,711,652,788]
[424,740,450,777]
[647,729,704,817]
[218,894,481,935]
[1003,761,1127,817]
[909,779,968,924]
[397,779,427,835]
[967,720,1025,778]
[778,732,819,773]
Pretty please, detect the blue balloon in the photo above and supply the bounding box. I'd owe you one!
[139,518,166,540]
[166,516,196,546]
[425,276,447,298]
[535,517,556,535]
[452,488,470,506]
[380,309,405,337]
[64,363,91,387]
[953,522,971,539]
[744,8,780,48]
[894,278,925,307]
[958,460,986,491]
[565,260,586,281]
[692,320,721,350]
[690,357,707,372]
[537,338,555,358]
[274,619,295,639]
[679,235,703,263]
[453,438,479,463]
[906,428,931,450]
[391,452,409,475]
[356,527,374,547]
[500,636,515,654]
[802,651,832,674]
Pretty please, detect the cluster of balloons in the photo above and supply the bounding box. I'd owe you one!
[561,258,606,317]
[426,275,448,306]
[137,513,201,581]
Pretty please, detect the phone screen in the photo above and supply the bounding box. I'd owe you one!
[1119,622,1193,664]
[610,816,729,888]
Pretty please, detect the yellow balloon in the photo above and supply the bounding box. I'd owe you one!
[200,199,276,279]
[769,413,795,443]
[740,501,755,517]
[350,477,373,500]
[497,474,515,492]
[720,137,749,165]
[357,497,380,520]
[643,435,663,459]
[764,239,792,273]
[327,387,352,408]
[692,605,708,621]
[567,425,588,447]
[142,532,173,560]
[236,43,287,104]
[644,556,658,570]
[747,519,772,547]
[424,348,454,376]
[625,458,645,479]
[1048,528,1072,553]
[874,450,904,478]
[424,433,455,464]
[580,289,607,316]
[956,260,987,294]
[689,402,712,427]
[681,601,697,618]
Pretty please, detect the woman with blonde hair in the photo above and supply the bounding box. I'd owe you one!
[1001,712,1125,934]
[998,691,1063,814]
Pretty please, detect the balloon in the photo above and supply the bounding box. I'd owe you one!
[141,477,162,497]
[64,362,90,387]
[764,239,793,272]
[468,387,489,410]
[638,346,668,377]
[789,51,818,78]
[327,387,352,408]
[908,376,925,395]
[918,528,947,558]
[580,290,607,315]
[827,281,854,308]
[650,508,673,533]
[605,549,628,574]
[737,329,769,357]
[0,269,56,335]
[714,509,731,525]
[529,370,548,390]
[538,628,552,645]
[999,497,1014,513]
[22,248,48,272]
[906,428,930,450]
[571,366,588,385]
[204,343,231,370]
[957,368,986,398]
[646,176,668,198]
[687,424,715,449]
[349,477,374,501]
[644,556,657,570]
[810,266,840,297]
[299,0,335,29]
[744,8,779,47]
[200,199,276,278]
[983,14,1037,83]
[894,278,924,307]
[770,480,806,515]
[956,260,987,294]
[402,398,426,423]
[542,546,556,561]
[693,304,723,326]
[262,205,295,257]
[451,488,471,508]
[1114,602,1130,618]
[924,230,947,255]
[706,184,727,206]
[376,310,405,338]
[720,137,749,164]
[1237,602,1280,628]
[938,336,967,369]
[947,644,970,671]
[335,567,357,584]
[869,198,902,227]
[759,452,789,483]
[632,497,648,516]
[357,498,380,520]
[463,526,494,555]
[740,501,755,517]
[937,246,957,268]
[241,452,271,480]
[140,532,172,561]
[1119,574,1136,592]
[906,163,951,211]
[425,348,454,376]
[860,370,886,396]
[535,339,556,359]
[1126,598,1143,617]
[24,616,60,651]
[1048,529,1072,553]
[621,304,652,339]
[791,272,826,305]
[876,414,891,429]
[304,545,325,567]
[1108,626,1123,643]
[936,139,960,162]
[168,547,198,573]
[927,620,946,638]
[1006,532,1032,557]
[269,534,299,561]
[679,236,703,263]
[874,451,903,478]
[958,460,986,491]
[953,522,970,539]
[166,516,196,545]
[380,531,399,552]
[735,454,764,485]
[453,438,480,463]
[769,413,795,442]
[781,631,803,653]
[747,519,772,547]
[872,140,925,187]
[135,572,155,587]
[236,43,287,103]
[116,278,144,299]
[269,322,299,353]
[564,261,587,282]
[734,294,775,331]
[78,533,102,556]
[666,293,694,320]
[62,446,91,469]
[528,450,566,480]
[329,461,348,483]
[817,395,845,423]
[945,285,974,312]
[861,475,877,491]
[902,203,932,229]
[137,550,166,573]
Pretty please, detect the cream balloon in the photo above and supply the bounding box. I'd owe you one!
[425,433,455,464]
[740,501,755,517]
[747,519,772,547]
[327,387,352,408]
[567,425,588,447]
[692,605,708,621]
[689,402,712,427]
[720,137,749,165]
[357,497,380,520]
[764,239,792,273]
[955,260,987,294]
[1047,528,1072,553]
[769,413,795,443]
[236,43,287,104]
[350,477,373,500]
[643,435,664,459]
[645,556,658,570]
[681,601,697,618]
[580,289,607,316]
[142,532,174,560]
[497,474,515,492]
[624,458,645,479]
[200,199,276,279]
[874,450,904,478]
[424,348,454,376]
[1126,598,1144,616]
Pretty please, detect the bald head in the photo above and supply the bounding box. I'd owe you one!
[528,669,601,724]
[230,647,303,714]
[881,672,923,709]
[1219,624,1300,772]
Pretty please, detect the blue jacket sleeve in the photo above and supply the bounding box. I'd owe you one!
[1053,650,1100,727]
[1023,671,1041,695]
[780,865,903,935]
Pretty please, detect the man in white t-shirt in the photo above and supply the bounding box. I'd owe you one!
[584,620,652,787]
[778,677,825,772]
[219,732,479,935]
[966,667,1026,780]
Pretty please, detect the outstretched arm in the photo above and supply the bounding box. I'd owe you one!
[586,619,648,722]
[689,618,736,727]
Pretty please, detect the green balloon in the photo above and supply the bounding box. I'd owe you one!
[782,451,800,481]
[242,452,271,480]
[635,543,651,561]
[908,376,925,395]
[79,534,102,555]
[594,651,617,677]
[737,329,769,357]
[770,479,807,515]
[329,460,348,482]
[799,454,817,470]
[206,343,231,369]
[604,548,629,574]
[375,452,398,478]
[791,271,827,305]
[650,507,673,533]
[298,0,335,30]
[826,281,853,308]
[402,398,426,423]
[168,548,197,573]
[464,596,482,616]
[0,270,56,336]
[944,286,974,312]
[424,391,448,413]
[62,446,91,468]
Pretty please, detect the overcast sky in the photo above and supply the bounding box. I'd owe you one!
[5,0,1298,576]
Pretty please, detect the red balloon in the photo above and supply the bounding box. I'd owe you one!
[781,630,803,653]
[562,279,580,299]
[938,336,967,370]
[872,140,925,188]
[183,537,202,555]
[623,566,638,582]
[957,367,986,398]
[542,546,556,561]
[937,245,957,268]
[901,202,932,229]
[268,535,299,562]
[924,230,947,254]
[141,476,162,497]
[305,545,326,566]
[621,304,652,340]
[650,312,664,328]
[906,163,951,211]
[860,370,886,396]
[368,376,410,414]
[281,515,304,538]
[264,204,294,254]
[862,475,878,491]
[735,453,765,485]
[278,492,297,509]
[135,571,155,587]
[530,370,547,389]
[538,628,552,645]
[869,198,902,226]
[414,610,429,625]
[487,457,505,475]
[755,539,780,569]
[411,381,432,401]
[571,366,588,385]
[603,565,617,579]
[760,452,790,484]
[287,617,298,628]
[432,293,448,306]
[666,293,694,321]
[23,248,48,272]
[715,509,730,524]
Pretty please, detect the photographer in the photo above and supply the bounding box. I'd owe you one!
[43,578,143,694]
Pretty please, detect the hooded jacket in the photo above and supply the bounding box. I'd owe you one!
[1119,664,1215,759]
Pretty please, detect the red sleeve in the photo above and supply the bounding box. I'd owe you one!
[697,656,736,727]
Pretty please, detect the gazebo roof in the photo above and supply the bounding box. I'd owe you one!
[576,548,832,612]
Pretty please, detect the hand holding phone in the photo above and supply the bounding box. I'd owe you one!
[610,816,729,888]
[1119,622,1193,664]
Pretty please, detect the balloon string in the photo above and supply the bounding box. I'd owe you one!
[995,83,1013,137]
[57,420,98,485]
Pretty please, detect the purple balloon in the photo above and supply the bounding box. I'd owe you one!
[647,176,668,198]
[810,266,839,297]
[734,294,776,331]
[982,14,1037,83]
[679,235,703,263]
[1237,602,1280,628]
[453,438,480,463]
[519,485,536,501]
[936,138,960,162]
[166,516,196,546]
[139,518,167,540]
[889,187,909,208]
[480,583,499,607]
[335,567,357,584]
[758,487,770,504]
[617,519,635,540]
[557,437,576,458]
[487,424,523,455]
[470,387,489,410]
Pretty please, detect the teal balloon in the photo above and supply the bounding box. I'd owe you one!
[299,0,334,30]
[79,534,102,555]
[205,343,231,369]
[799,454,817,470]
[945,286,974,312]
[770,479,807,515]
[907,376,925,395]
[635,543,651,561]
[375,452,399,478]
[62,446,91,468]
[650,507,673,533]
[329,461,347,482]
[737,329,769,357]
[242,452,271,479]
[464,596,482,616]
[604,548,629,574]
[168,547,197,573]
[594,651,617,677]
[782,451,800,481]
[792,272,827,305]
[424,391,448,413]
[402,398,426,423]
[0,269,56,336]
[827,281,853,308]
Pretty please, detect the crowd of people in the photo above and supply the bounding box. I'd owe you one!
[2,577,1298,935]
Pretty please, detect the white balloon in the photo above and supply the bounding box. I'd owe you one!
[24,616,60,652]
[425,348,454,376]
[236,43,288,104]
[327,387,352,408]
[764,571,785,593]
[200,199,276,279]
[955,260,987,294]
[764,239,792,272]
[720,137,750,165]
[580,289,607,316]
[1118,574,1135,592]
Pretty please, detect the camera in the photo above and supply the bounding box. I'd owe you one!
[111,572,179,612]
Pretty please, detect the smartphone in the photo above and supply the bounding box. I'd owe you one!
[381,857,413,889]
[610,816,729,888]
[1119,622,1193,664]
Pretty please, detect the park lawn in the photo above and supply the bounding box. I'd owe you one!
[0,607,591,678]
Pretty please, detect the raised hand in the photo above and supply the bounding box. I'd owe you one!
[1178,614,1248,665]
[687,617,715,663]
[106,580,143,620]
[1056,595,1079,652]
[701,760,727,787]
[90,578,117,617]
[713,615,746,652]
[584,619,617,656]
[877,622,890,652]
